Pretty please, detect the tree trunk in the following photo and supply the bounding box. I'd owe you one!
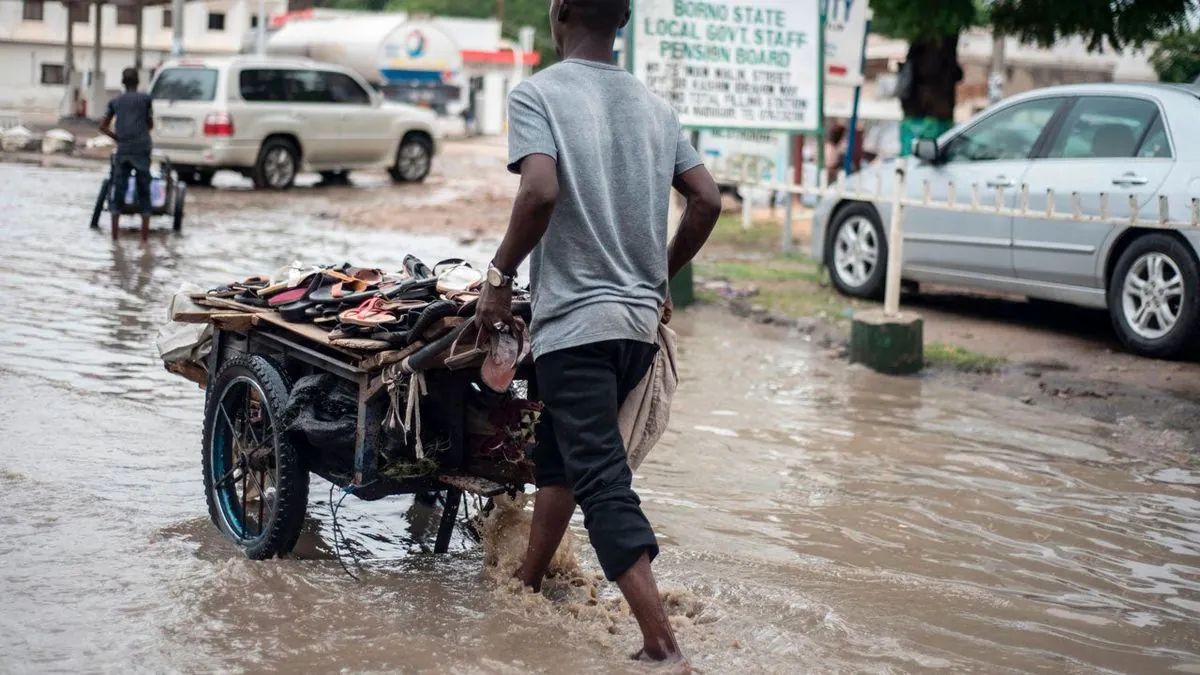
[900,34,962,120]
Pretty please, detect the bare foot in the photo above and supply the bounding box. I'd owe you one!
[513,565,542,593]
[631,648,691,673]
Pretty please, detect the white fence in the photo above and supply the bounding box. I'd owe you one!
[714,159,1200,315]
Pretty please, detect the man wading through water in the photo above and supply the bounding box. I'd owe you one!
[475,0,721,665]
[99,67,155,243]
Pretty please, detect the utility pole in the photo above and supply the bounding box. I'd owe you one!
[170,0,184,57]
[495,0,504,21]
[988,28,1005,104]
[256,0,267,55]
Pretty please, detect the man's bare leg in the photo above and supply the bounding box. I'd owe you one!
[618,552,685,663]
[111,213,120,240]
[513,485,575,591]
[140,214,151,243]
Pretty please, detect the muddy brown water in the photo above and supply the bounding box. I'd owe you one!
[1,163,1199,674]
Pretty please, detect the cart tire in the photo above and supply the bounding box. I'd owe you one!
[202,354,307,559]
[90,178,110,229]
[173,183,186,232]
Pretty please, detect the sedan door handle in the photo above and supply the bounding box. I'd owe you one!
[1112,174,1148,186]
[985,177,1014,188]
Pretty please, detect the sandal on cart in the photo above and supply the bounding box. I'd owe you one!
[435,263,483,296]
[403,254,433,280]
[279,300,316,323]
[338,297,401,327]
[432,258,469,276]
[405,300,459,346]
[378,277,438,302]
[481,318,529,393]
[444,318,488,370]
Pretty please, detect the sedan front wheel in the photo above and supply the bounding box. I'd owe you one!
[827,202,888,299]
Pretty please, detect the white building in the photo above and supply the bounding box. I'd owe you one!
[0,0,285,118]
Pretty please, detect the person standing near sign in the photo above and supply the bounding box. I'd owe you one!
[474,0,721,666]
[99,67,155,243]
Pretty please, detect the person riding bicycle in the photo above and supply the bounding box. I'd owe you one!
[99,67,155,242]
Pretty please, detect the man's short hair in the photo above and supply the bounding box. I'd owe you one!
[122,67,139,88]
[571,0,630,33]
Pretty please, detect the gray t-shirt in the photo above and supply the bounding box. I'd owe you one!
[106,92,153,156]
[507,59,703,358]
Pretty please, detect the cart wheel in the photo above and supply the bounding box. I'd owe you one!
[202,354,307,559]
[90,178,110,229]
[173,183,187,232]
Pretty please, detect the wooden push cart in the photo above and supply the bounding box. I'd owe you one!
[173,295,535,559]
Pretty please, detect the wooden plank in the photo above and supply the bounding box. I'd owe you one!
[174,309,230,324]
[211,313,257,332]
[359,342,423,371]
[194,295,273,314]
[437,473,513,498]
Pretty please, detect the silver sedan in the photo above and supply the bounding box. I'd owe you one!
[812,83,1200,358]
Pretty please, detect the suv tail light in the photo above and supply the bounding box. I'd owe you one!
[203,112,234,137]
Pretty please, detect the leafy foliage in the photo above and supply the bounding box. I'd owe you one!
[869,0,979,42]
[1150,27,1200,83]
[988,0,1196,51]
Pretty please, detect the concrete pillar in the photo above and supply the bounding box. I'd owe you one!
[89,0,105,118]
[134,2,144,70]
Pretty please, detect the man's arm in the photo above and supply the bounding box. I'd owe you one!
[668,164,722,280]
[146,98,154,132]
[98,105,117,141]
[492,153,559,274]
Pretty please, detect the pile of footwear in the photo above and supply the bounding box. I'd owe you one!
[207,255,531,356]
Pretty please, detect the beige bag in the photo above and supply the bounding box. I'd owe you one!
[619,322,678,471]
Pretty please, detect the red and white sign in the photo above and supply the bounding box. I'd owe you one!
[822,0,870,85]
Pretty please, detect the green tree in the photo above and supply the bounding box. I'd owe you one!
[870,0,1196,145]
[1150,27,1200,83]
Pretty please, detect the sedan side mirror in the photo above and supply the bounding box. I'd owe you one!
[913,138,940,163]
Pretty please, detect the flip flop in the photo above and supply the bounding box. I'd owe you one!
[338,297,401,327]
[403,254,432,280]
[378,278,438,301]
[404,300,458,346]
[436,263,483,297]
[432,258,469,276]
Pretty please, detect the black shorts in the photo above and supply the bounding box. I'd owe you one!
[533,339,659,580]
[112,153,153,217]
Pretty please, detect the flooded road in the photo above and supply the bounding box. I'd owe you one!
[1,162,1198,674]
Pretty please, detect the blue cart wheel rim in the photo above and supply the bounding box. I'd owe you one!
[210,376,280,546]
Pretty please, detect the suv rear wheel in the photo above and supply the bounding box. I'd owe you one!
[253,138,298,191]
[390,134,432,183]
[1107,233,1199,358]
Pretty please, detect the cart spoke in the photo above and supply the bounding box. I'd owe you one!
[213,463,240,490]
[257,471,266,536]
[216,401,246,456]
[240,469,249,540]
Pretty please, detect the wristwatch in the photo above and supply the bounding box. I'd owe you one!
[486,262,515,289]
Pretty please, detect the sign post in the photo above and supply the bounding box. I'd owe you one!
[629,0,824,303]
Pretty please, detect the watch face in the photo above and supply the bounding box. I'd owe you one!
[487,267,503,287]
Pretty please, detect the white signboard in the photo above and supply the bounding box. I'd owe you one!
[821,0,869,85]
[632,0,821,133]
